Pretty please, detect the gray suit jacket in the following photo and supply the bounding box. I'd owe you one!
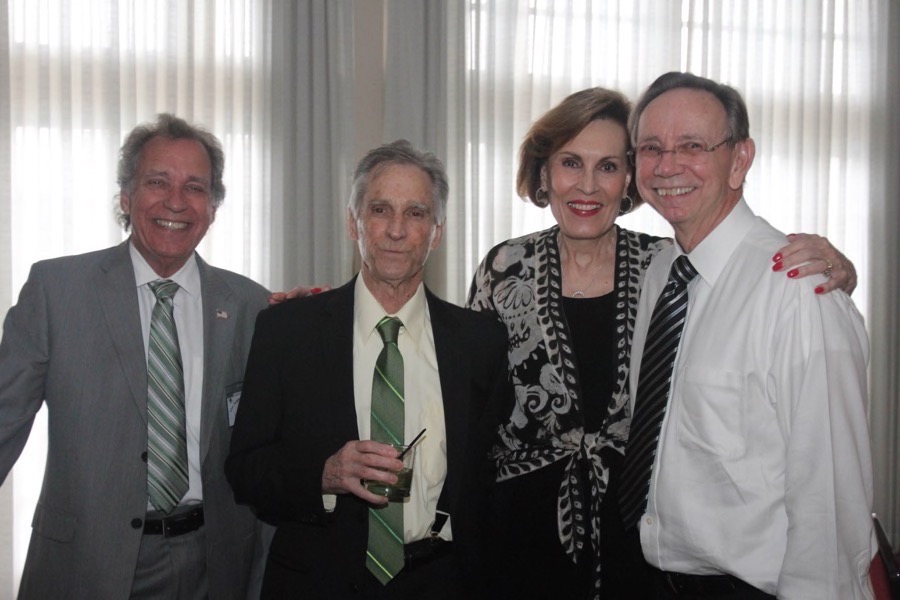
[0,241,270,599]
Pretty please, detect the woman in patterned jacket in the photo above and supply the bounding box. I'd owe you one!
[466,87,854,600]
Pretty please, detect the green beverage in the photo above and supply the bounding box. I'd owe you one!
[364,442,416,502]
[386,467,412,501]
[366,467,412,501]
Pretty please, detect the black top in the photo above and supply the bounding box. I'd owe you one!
[565,292,650,598]
[562,292,618,432]
[487,291,626,598]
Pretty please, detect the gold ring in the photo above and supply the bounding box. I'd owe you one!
[823,258,833,279]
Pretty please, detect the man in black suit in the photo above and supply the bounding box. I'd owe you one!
[225,140,509,599]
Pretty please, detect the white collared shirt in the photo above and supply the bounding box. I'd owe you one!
[343,276,450,542]
[130,243,205,508]
[630,199,875,598]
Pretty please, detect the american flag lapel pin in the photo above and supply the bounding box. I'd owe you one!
[216,309,229,319]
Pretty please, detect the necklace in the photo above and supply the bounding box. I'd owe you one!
[569,264,603,298]
[559,231,614,298]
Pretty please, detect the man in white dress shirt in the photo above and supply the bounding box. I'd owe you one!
[624,72,876,599]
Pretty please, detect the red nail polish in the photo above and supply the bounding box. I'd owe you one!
[815,286,824,294]
[772,261,783,272]
[787,269,799,278]
[310,287,322,294]
[772,253,782,262]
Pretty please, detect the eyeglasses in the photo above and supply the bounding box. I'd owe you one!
[628,137,733,165]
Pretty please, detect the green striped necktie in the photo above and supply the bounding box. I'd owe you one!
[366,316,405,584]
[146,279,189,514]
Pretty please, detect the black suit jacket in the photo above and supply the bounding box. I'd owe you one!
[226,278,509,599]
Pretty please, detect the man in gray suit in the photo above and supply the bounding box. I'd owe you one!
[0,114,270,599]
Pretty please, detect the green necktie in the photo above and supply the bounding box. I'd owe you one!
[366,316,405,584]
[147,279,189,514]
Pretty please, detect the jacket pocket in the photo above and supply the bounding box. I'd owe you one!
[31,502,76,542]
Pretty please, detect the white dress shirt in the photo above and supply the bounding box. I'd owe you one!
[131,244,205,508]
[630,200,876,599]
[343,276,450,543]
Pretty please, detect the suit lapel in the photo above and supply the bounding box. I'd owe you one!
[425,290,468,498]
[324,278,361,440]
[97,242,147,421]
[197,256,236,463]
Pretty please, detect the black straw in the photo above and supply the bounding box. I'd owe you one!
[399,428,427,459]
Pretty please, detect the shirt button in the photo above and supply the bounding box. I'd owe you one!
[131,518,143,529]
[644,515,654,526]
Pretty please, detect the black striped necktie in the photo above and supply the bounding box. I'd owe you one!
[619,255,698,529]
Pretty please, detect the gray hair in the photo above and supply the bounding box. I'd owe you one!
[348,140,448,225]
[115,113,225,230]
[629,72,750,145]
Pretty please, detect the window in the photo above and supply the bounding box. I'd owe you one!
[454,0,871,319]
[4,1,269,592]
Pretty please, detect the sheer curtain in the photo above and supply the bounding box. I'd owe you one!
[267,1,356,292]
[0,0,354,593]
[1,2,270,594]
[385,0,897,544]
[433,0,872,312]
[0,2,896,593]
[867,0,900,552]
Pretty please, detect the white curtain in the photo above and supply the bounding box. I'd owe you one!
[1,2,270,594]
[4,0,275,282]
[0,0,897,592]
[866,0,900,554]
[384,0,898,545]
[267,1,356,291]
[0,0,354,593]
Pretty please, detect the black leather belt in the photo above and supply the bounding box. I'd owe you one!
[143,505,205,538]
[403,537,452,571]
[653,567,771,597]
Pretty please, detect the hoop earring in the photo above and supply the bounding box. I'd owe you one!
[619,195,634,215]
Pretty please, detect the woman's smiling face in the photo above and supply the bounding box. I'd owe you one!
[545,118,631,243]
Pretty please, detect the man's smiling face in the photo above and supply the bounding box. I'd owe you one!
[120,136,216,277]
[635,87,753,250]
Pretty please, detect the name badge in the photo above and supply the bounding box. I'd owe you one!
[225,382,242,427]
